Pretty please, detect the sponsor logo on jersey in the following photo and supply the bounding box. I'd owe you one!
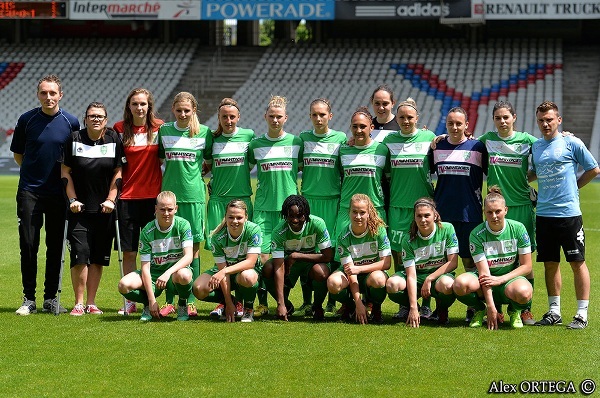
[214,156,245,167]
[345,167,375,177]
[153,252,183,266]
[487,255,515,268]
[261,160,293,171]
[304,157,335,167]
[165,151,197,161]
[390,157,422,168]
[489,155,522,167]
[417,258,445,269]
[438,164,470,176]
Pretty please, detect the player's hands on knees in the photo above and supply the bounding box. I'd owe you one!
[407,307,420,328]
[486,306,499,330]
[479,274,500,288]
[149,300,160,318]
[276,302,288,321]
[225,302,236,323]
[355,300,368,324]
[156,274,169,290]
[100,199,115,213]
[209,271,224,290]
[344,263,358,276]
[421,279,432,299]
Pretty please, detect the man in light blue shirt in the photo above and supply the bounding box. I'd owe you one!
[531,101,599,329]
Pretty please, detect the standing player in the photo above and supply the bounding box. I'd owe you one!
[12,75,80,315]
[248,95,303,315]
[386,197,458,327]
[299,98,346,317]
[158,92,210,318]
[327,194,391,324]
[430,107,487,322]
[335,107,389,240]
[478,101,538,324]
[113,88,164,315]
[530,101,599,329]
[382,98,436,319]
[204,98,255,247]
[193,200,262,322]
[117,191,194,322]
[370,84,400,143]
[264,195,333,321]
[61,102,123,315]
[453,187,533,329]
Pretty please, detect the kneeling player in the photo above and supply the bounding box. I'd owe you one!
[263,195,333,321]
[386,197,458,327]
[327,194,391,324]
[453,186,533,329]
[193,200,261,322]
[117,191,193,321]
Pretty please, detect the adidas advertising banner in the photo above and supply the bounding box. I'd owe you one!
[477,0,600,19]
[70,0,200,20]
[200,0,335,20]
[335,0,472,19]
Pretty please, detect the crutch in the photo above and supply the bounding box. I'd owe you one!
[55,209,69,316]
[113,178,128,316]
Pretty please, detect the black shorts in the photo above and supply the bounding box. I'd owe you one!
[450,221,480,260]
[536,215,585,263]
[116,198,156,252]
[68,212,114,267]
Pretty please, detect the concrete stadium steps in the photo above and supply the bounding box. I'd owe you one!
[158,46,267,125]
[562,45,600,146]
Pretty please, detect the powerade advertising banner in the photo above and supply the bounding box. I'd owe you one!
[476,0,600,19]
[200,0,335,20]
[335,0,472,19]
[70,0,201,20]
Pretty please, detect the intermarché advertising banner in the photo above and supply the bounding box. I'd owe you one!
[69,0,201,20]
[474,0,600,19]
[335,0,473,19]
[200,0,335,20]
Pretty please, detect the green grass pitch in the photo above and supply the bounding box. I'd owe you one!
[0,175,598,397]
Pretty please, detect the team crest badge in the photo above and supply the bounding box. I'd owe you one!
[100,145,107,155]
[554,148,562,158]
[415,143,422,152]
[172,237,180,247]
[514,143,522,153]
[328,143,334,153]
[504,240,513,252]
[306,236,313,247]
[284,146,292,156]
[190,138,197,148]
[370,242,377,253]
[463,151,471,160]
[435,242,442,253]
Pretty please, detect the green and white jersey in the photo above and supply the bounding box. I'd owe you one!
[299,129,347,199]
[469,218,531,276]
[478,131,537,207]
[337,225,391,266]
[383,129,435,208]
[139,216,193,273]
[211,221,262,266]
[339,141,389,209]
[158,122,210,203]
[248,132,303,211]
[205,127,255,198]
[271,215,331,258]
[401,222,459,274]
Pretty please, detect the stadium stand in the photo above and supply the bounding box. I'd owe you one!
[589,81,600,161]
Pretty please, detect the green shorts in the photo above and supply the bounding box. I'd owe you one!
[333,267,389,295]
[387,206,413,252]
[253,210,283,254]
[467,271,529,306]
[204,265,260,291]
[286,260,331,287]
[506,204,536,251]
[177,202,206,243]
[136,266,192,296]
[305,196,340,247]
[205,196,253,249]
[392,270,455,299]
